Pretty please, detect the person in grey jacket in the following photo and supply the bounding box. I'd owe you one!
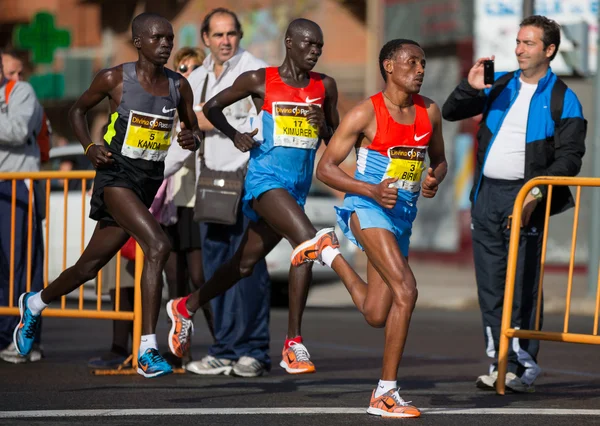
[0,49,45,363]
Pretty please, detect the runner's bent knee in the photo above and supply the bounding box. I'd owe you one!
[391,283,418,308]
[143,234,171,264]
[364,309,387,328]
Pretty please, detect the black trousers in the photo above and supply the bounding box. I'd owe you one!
[471,177,544,385]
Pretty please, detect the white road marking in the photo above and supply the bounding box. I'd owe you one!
[2,408,600,418]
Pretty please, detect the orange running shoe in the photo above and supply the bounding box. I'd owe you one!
[290,227,340,266]
[166,298,194,358]
[366,389,421,418]
[279,341,316,374]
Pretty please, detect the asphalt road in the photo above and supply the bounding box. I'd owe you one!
[1,305,600,425]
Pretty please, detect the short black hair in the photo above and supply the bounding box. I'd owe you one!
[379,39,421,81]
[285,18,321,39]
[520,15,561,61]
[201,8,243,41]
[131,12,166,40]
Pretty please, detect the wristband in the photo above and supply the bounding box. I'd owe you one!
[84,143,95,155]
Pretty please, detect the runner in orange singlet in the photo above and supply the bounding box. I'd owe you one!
[294,39,448,418]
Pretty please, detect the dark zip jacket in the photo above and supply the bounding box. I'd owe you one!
[442,68,586,215]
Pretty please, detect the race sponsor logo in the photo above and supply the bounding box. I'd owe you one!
[122,110,174,161]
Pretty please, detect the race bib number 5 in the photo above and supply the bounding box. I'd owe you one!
[272,102,319,149]
[122,110,173,161]
[384,146,427,193]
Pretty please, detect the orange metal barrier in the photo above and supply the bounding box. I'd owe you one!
[497,176,600,395]
[0,171,143,372]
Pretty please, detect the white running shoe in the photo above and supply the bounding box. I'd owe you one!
[505,372,536,393]
[232,356,267,377]
[475,370,498,390]
[185,355,234,376]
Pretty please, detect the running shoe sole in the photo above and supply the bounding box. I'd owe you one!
[185,364,233,376]
[231,368,265,378]
[366,407,421,418]
[136,367,173,378]
[475,376,496,390]
[278,360,315,374]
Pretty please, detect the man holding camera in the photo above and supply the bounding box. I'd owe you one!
[442,15,586,392]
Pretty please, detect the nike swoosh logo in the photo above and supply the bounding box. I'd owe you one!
[162,106,177,114]
[382,399,395,409]
[303,249,319,259]
[414,132,430,141]
[305,96,321,103]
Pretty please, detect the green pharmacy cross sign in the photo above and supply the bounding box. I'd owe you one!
[14,12,71,64]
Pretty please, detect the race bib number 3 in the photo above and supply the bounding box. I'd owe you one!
[384,146,427,193]
[122,110,173,161]
[272,102,319,149]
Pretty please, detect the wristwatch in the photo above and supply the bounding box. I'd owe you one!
[530,186,543,201]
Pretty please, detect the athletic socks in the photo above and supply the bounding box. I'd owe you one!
[375,380,397,397]
[321,246,341,268]
[176,296,193,319]
[27,291,48,315]
[284,335,303,350]
[139,334,158,354]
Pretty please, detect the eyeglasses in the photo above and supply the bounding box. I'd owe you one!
[178,64,200,73]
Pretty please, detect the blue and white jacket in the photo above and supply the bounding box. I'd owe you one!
[442,68,586,215]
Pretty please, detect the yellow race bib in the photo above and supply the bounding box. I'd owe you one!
[384,146,427,192]
[121,110,173,161]
[272,102,319,149]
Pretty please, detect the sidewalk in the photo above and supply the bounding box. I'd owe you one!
[307,251,598,316]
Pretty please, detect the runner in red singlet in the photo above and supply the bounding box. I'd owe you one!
[166,18,340,375]
[296,39,448,418]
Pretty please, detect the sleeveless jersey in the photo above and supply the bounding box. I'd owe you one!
[355,92,433,205]
[247,67,326,201]
[103,62,180,173]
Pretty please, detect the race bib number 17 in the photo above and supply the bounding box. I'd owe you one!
[122,110,173,161]
[272,102,319,150]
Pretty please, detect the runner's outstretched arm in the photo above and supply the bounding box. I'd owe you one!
[203,69,265,151]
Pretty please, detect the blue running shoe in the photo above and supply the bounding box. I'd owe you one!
[137,348,173,378]
[13,292,42,356]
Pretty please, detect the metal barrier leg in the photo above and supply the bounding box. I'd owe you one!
[132,243,143,371]
[496,188,523,395]
[496,332,509,395]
